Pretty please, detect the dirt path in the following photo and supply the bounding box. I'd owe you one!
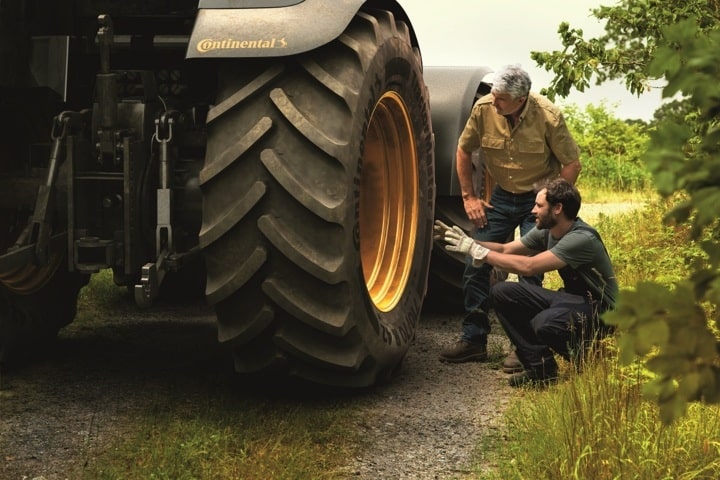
[347,313,513,479]
[0,202,640,480]
[0,300,512,480]
[580,201,644,224]
[0,302,233,480]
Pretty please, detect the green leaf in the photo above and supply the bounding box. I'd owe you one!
[635,319,670,354]
[677,371,702,400]
[646,356,692,376]
[644,376,675,402]
[617,332,639,365]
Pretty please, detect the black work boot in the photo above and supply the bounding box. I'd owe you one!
[438,340,488,363]
[508,360,558,388]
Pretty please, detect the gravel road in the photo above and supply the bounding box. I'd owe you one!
[348,312,513,479]
[0,302,232,480]
[0,300,513,480]
[0,202,639,480]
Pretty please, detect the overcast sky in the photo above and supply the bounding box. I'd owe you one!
[401,0,664,120]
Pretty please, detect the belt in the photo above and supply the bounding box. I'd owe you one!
[497,186,535,196]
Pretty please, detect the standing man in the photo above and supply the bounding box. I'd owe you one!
[435,178,617,386]
[439,64,582,364]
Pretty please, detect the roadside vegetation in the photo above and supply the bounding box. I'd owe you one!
[477,203,720,479]
[477,0,720,476]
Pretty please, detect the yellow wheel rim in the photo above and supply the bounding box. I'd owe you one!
[360,91,419,313]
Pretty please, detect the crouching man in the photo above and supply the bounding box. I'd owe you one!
[434,178,617,387]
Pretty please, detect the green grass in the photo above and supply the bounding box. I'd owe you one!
[476,351,720,480]
[76,269,128,321]
[596,198,703,287]
[477,193,720,479]
[575,184,655,204]
[83,395,356,480]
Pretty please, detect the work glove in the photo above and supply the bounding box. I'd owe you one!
[433,219,454,241]
[433,220,489,263]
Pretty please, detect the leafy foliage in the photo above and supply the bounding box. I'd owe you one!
[563,102,652,191]
[534,0,720,423]
[531,0,720,101]
[598,16,720,423]
[604,282,719,423]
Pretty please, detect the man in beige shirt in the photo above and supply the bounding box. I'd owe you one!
[439,64,581,365]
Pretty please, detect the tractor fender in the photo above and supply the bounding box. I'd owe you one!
[423,66,494,196]
[187,0,377,59]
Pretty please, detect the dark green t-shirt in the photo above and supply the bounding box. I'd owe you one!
[521,219,618,312]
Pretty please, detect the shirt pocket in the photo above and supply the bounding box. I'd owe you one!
[481,136,505,150]
[517,140,545,154]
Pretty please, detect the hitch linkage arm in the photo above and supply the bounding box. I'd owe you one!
[15,111,88,266]
[134,111,181,308]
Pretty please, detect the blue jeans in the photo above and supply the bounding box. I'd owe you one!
[461,185,539,343]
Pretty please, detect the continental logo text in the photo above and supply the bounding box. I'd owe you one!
[196,38,288,53]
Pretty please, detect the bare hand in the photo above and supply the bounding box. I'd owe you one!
[463,197,493,228]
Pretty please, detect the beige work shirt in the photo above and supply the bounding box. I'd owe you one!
[458,92,580,193]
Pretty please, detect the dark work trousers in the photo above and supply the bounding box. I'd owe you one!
[462,185,540,343]
[491,281,597,371]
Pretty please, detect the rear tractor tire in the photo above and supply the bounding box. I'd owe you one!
[0,242,88,365]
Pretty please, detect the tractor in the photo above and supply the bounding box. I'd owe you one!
[0,0,491,387]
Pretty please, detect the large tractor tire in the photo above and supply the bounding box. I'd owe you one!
[0,215,89,364]
[199,8,434,387]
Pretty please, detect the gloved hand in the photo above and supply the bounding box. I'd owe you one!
[433,220,489,263]
[433,220,454,240]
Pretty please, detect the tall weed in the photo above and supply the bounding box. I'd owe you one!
[480,351,720,479]
[595,196,704,287]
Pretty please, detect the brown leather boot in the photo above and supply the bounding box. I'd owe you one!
[502,350,524,374]
[438,341,487,363]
